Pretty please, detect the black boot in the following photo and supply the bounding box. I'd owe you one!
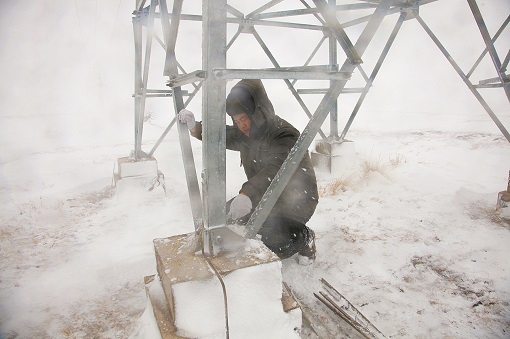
[297,227,316,265]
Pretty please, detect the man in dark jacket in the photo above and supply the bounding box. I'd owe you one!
[178,79,318,264]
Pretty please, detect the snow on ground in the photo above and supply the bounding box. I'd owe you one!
[1,128,509,338]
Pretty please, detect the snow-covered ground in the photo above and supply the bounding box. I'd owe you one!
[1,0,510,338]
[1,128,509,338]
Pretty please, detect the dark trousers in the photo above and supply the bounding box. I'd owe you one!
[227,199,310,259]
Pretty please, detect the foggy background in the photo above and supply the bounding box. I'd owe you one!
[0,0,509,165]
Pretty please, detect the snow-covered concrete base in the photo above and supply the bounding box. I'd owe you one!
[152,233,301,338]
[114,156,165,194]
[311,139,361,177]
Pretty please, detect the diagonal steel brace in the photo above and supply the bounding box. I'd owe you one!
[245,0,395,238]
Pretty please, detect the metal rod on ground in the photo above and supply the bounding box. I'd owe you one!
[466,15,510,79]
[251,28,328,140]
[415,12,510,142]
[321,278,379,332]
[245,0,394,238]
[467,0,510,103]
[340,11,406,140]
[315,278,387,339]
[316,292,372,339]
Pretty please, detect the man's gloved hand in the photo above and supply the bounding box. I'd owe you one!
[177,109,196,131]
[228,194,252,220]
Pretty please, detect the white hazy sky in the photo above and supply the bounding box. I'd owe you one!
[0,0,509,162]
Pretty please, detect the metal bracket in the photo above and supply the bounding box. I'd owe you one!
[396,0,419,20]
[166,70,207,88]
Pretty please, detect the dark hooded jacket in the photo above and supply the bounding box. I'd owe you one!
[192,79,318,224]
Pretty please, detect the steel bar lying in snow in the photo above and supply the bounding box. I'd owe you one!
[315,278,386,339]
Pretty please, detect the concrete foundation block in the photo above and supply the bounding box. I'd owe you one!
[114,156,165,193]
[497,191,510,209]
[311,139,361,177]
[151,232,301,338]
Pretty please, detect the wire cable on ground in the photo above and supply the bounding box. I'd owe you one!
[201,224,230,339]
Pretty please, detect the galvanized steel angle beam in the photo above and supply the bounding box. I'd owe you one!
[212,69,350,80]
[501,49,510,73]
[251,3,378,20]
[340,11,406,141]
[246,0,285,19]
[328,0,339,138]
[414,11,510,142]
[201,0,228,249]
[467,0,510,103]
[340,0,438,29]
[298,0,326,25]
[132,18,143,160]
[159,0,203,232]
[466,15,510,79]
[312,0,362,64]
[250,27,328,139]
[245,0,395,238]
